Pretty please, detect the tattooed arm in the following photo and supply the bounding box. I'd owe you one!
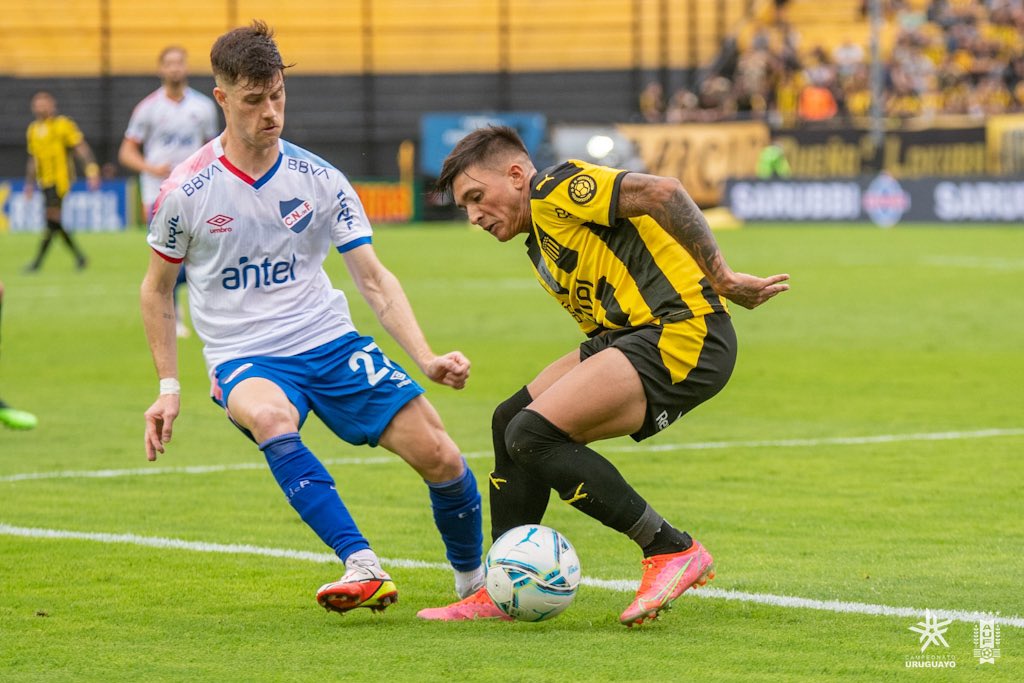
[616,172,789,309]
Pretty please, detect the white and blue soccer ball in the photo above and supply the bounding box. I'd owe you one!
[484,524,581,622]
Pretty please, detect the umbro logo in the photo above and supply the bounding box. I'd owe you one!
[206,214,234,231]
[207,214,233,226]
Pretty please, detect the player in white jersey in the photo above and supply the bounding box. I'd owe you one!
[140,22,485,615]
[120,46,218,338]
[120,47,218,217]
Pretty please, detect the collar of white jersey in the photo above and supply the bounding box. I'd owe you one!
[213,136,284,190]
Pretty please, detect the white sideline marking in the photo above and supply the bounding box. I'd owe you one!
[2,523,1021,630]
[0,455,399,483]
[922,255,1024,271]
[2,428,1022,484]
[607,427,1024,454]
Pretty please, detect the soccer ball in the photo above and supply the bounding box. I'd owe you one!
[484,524,581,622]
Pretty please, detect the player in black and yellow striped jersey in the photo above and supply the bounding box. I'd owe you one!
[420,126,788,627]
[23,91,100,272]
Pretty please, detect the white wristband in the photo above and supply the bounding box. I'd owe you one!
[159,378,181,395]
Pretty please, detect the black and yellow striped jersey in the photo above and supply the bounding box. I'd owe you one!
[526,160,728,336]
[26,115,84,196]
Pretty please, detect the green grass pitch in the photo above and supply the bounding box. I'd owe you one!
[1,222,1022,681]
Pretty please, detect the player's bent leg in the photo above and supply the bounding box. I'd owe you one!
[479,349,583,543]
[526,347,647,443]
[505,409,650,535]
[506,349,704,625]
[379,397,484,597]
[227,377,389,612]
[488,386,550,541]
[504,411,709,625]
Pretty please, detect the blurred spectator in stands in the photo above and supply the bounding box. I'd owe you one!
[1005,54,1024,109]
[774,66,803,127]
[886,79,923,118]
[841,64,873,120]
[733,46,779,119]
[751,28,772,52]
[639,81,666,123]
[697,77,738,121]
[805,47,838,92]
[798,48,839,123]
[894,0,927,31]
[969,75,1014,117]
[799,83,839,122]
[891,31,936,93]
[664,89,701,123]
[938,58,972,114]
[833,39,866,81]
[773,0,791,25]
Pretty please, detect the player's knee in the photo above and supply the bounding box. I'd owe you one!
[412,428,464,482]
[243,404,298,442]
[504,409,571,468]
[492,386,533,464]
[492,391,526,435]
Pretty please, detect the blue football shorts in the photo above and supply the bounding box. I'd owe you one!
[212,332,425,447]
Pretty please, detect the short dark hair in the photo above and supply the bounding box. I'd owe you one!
[435,126,529,200]
[159,45,187,63]
[210,20,289,90]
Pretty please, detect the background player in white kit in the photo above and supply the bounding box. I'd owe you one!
[140,21,485,615]
[120,46,219,337]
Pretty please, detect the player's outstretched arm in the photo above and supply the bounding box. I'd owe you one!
[617,172,789,309]
[141,251,183,460]
[342,244,470,389]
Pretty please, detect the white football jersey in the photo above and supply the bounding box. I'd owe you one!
[147,136,374,373]
[124,87,219,207]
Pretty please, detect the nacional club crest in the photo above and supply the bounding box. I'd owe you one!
[279,198,314,233]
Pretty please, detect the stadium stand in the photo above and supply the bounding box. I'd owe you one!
[677,0,1024,126]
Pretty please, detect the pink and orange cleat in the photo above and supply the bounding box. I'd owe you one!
[619,540,715,627]
[416,587,514,622]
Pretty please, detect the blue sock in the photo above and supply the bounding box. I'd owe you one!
[426,460,483,571]
[260,432,369,562]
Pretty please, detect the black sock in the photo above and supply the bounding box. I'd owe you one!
[505,409,649,535]
[641,522,693,558]
[488,387,550,541]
